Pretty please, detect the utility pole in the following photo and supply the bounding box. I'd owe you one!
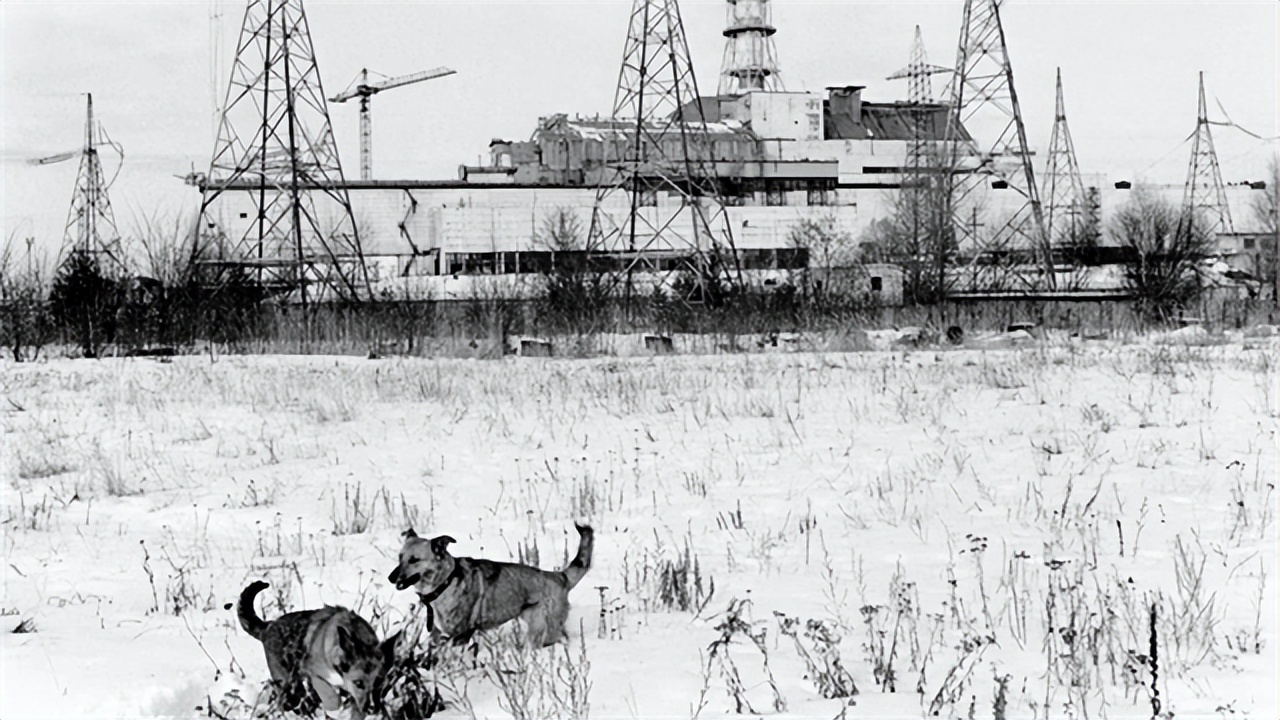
[1042,68,1087,249]
[58,94,126,277]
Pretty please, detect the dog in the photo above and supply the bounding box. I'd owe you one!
[237,580,397,718]
[388,523,593,647]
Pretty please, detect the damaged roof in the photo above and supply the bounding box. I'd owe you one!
[825,102,971,142]
[535,113,750,142]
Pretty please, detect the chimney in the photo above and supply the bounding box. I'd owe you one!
[827,86,864,122]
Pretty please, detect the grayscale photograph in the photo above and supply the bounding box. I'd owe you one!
[2,0,1277,718]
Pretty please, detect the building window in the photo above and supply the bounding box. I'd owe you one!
[449,252,500,275]
[777,247,808,270]
[871,276,883,292]
[640,188,658,207]
[806,188,830,206]
[765,186,786,207]
[1244,237,1256,250]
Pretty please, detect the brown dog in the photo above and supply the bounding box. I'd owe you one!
[237,581,398,718]
[388,523,593,646]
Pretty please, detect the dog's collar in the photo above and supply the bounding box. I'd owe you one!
[417,559,463,604]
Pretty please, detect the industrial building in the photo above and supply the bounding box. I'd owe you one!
[189,0,1272,304]
[192,0,957,303]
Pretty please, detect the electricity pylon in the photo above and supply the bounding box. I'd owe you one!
[193,0,368,305]
[589,0,742,305]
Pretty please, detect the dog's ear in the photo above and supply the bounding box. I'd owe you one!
[336,624,355,655]
[402,527,418,539]
[430,535,456,556]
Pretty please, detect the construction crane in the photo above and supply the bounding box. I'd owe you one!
[329,66,456,180]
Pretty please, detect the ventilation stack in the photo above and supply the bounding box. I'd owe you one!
[718,0,783,95]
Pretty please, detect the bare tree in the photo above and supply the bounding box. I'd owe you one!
[1111,185,1214,322]
[856,170,954,305]
[1250,156,1278,303]
[788,213,862,308]
[537,207,611,330]
[0,233,55,361]
[131,208,196,286]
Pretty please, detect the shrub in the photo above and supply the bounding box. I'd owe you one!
[49,249,123,357]
[1110,186,1213,322]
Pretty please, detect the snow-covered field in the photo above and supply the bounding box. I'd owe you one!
[3,334,1276,719]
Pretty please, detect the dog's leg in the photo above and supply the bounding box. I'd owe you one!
[552,594,574,646]
[521,600,563,647]
[450,627,477,647]
[274,667,319,715]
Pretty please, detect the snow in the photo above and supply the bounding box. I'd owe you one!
[3,335,1276,719]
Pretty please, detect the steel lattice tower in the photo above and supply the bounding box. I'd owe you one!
[589,0,741,304]
[1182,72,1233,235]
[943,0,1053,291]
[886,26,952,303]
[193,0,367,305]
[718,0,783,95]
[887,26,949,106]
[1042,68,1088,248]
[887,26,951,184]
[61,94,127,277]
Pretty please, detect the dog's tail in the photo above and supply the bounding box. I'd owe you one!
[562,523,594,589]
[237,581,271,640]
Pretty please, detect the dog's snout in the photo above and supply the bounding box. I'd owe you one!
[389,567,419,590]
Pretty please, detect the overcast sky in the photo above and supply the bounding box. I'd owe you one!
[3,0,1277,255]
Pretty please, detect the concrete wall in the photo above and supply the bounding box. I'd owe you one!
[193,179,1273,276]
[199,184,883,268]
[742,92,824,142]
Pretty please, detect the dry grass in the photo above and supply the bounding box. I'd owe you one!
[2,334,1274,719]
